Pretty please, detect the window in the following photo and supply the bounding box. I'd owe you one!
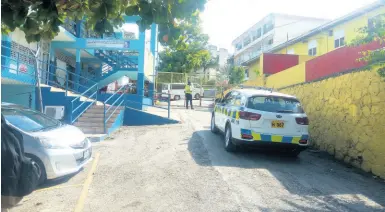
[253,28,262,40]
[171,84,185,90]
[308,40,317,56]
[334,30,345,48]
[268,39,273,45]
[247,96,305,113]
[334,37,345,48]
[308,48,317,56]
[243,37,251,47]
[245,69,249,79]
[223,91,239,105]
[263,21,274,34]
[236,43,242,50]
[2,108,61,132]
[287,49,295,54]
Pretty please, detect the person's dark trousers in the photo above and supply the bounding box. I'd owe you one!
[185,93,193,109]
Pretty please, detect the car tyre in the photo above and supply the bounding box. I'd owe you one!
[194,93,200,99]
[211,114,219,134]
[27,154,47,185]
[174,95,181,101]
[224,124,237,152]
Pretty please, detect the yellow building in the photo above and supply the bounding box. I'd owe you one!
[241,1,385,82]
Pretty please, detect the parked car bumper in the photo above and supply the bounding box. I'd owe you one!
[34,140,93,180]
[232,138,309,152]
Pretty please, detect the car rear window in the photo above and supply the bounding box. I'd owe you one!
[247,96,305,113]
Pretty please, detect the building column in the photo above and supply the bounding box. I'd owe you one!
[48,48,56,85]
[150,24,158,104]
[137,31,146,109]
[75,49,81,91]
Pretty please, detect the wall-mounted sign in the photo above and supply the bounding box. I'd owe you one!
[19,64,27,73]
[86,39,130,49]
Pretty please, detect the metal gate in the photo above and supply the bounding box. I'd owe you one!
[155,72,218,109]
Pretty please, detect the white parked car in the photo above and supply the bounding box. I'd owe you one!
[210,88,309,156]
[2,103,92,184]
[161,83,204,100]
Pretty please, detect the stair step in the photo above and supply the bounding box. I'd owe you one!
[78,127,105,134]
[80,112,121,119]
[74,122,113,128]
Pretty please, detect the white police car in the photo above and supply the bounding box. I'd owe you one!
[211,87,309,156]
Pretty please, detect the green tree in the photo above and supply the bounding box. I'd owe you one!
[229,66,246,85]
[1,0,207,43]
[157,18,214,73]
[351,13,385,77]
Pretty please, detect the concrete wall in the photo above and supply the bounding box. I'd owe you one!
[306,41,383,81]
[280,66,385,179]
[1,84,36,109]
[265,62,306,89]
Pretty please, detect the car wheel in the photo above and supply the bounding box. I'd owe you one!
[224,124,237,152]
[211,114,219,134]
[194,93,200,99]
[27,154,47,185]
[174,95,180,101]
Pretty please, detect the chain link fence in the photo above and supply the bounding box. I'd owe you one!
[155,72,220,108]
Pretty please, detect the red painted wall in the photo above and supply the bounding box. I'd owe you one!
[305,41,384,82]
[263,53,299,75]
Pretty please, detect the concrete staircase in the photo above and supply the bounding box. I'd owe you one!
[73,104,125,134]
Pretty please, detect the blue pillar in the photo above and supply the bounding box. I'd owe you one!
[150,24,158,105]
[150,24,158,55]
[76,20,82,37]
[97,63,103,80]
[75,49,81,91]
[48,48,56,85]
[137,31,146,109]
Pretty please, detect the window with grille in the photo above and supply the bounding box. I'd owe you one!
[10,42,36,67]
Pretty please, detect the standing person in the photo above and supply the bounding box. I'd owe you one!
[185,81,194,109]
[1,115,40,211]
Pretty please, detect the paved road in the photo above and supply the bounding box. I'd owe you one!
[12,109,385,212]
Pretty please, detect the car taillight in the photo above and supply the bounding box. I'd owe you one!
[239,111,261,121]
[296,117,309,125]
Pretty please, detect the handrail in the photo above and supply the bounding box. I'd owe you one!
[1,45,98,84]
[70,91,98,124]
[71,83,98,103]
[103,85,128,133]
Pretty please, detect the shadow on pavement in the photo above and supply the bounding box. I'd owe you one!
[38,170,81,189]
[187,130,385,211]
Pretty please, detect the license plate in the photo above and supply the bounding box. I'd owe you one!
[271,120,284,128]
[83,149,91,159]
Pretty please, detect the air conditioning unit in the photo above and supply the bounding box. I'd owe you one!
[44,106,65,120]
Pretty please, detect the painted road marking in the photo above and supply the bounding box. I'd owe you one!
[74,152,101,212]
[36,184,84,192]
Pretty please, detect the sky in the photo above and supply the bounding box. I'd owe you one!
[200,0,376,52]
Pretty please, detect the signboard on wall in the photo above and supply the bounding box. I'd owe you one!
[19,64,27,73]
[86,39,130,49]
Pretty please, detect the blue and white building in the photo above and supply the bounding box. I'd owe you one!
[1,16,168,136]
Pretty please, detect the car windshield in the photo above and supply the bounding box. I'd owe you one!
[247,96,305,113]
[2,108,61,132]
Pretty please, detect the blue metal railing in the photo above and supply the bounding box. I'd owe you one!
[2,44,99,124]
[70,83,99,124]
[103,85,128,133]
